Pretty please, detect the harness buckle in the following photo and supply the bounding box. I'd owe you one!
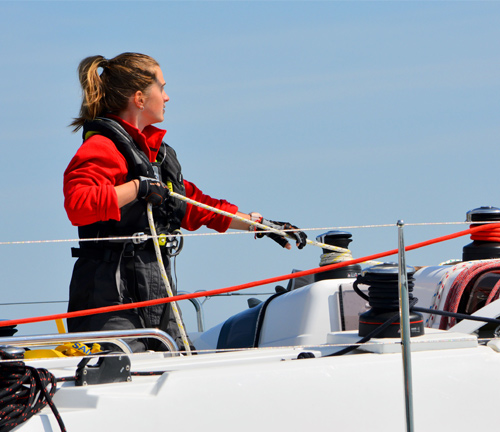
[157,233,178,249]
[123,242,135,258]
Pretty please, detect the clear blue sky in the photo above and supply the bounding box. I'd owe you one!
[0,1,499,336]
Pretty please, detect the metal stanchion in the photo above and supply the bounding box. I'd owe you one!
[397,220,415,432]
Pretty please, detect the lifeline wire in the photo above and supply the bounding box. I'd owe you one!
[0,221,479,247]
[2,222,499,330]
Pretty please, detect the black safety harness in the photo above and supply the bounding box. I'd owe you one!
[70,117,187,334]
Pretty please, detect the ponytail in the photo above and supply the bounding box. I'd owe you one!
[70,53,159,132]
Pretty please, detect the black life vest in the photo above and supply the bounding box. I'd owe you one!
[77,117,187,244]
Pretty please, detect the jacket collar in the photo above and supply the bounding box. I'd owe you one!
[107,114,167,162]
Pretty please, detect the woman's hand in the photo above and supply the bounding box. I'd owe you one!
[230,211,307,250]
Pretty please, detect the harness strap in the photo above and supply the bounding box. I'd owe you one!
[71,247,122,262]
[71,237,179,261]
[120,243,153,334]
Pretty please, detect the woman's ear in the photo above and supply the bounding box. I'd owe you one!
[133,90,145,110]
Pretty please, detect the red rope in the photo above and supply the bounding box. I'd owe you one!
[485,277,500,306]
[469,224,500,242]
[1,223,499,329]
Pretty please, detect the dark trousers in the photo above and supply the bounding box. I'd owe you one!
[67,246,192,352]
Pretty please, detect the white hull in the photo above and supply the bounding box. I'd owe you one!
[6,226,500,431]
[13,329,500,432]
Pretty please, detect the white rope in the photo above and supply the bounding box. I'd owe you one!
[169,191,353,254]
[319,251,355,266]
[146,202,192,355]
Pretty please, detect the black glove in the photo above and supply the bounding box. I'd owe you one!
[255,217,307,250]
[137,177,170,206]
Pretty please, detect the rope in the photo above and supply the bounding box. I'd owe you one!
[1,223,499,330]
[146,203,191,355]
[171,191,350,254]
[319,250,355,266]
[0,246,401,329]
[485,278,500,306]
[470,224,500,242]
[169,192,388,264]
[439,260,500,329]
[425,262,470,327]
[0,351,66,431]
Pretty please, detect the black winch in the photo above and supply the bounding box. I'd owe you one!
[314,231,361,281]
[462,206,500,261]
[355,263,424,338]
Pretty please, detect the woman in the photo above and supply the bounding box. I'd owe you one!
[64,52,306,352]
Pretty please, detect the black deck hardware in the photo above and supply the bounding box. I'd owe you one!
[75,354,131,386]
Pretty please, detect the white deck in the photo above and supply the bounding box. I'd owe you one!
[15,329,500,432]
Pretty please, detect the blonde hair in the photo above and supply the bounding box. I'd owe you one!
[70,52,159,132]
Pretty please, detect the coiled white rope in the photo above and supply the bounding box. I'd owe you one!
[319,251,355,266]
[146,202,191,355]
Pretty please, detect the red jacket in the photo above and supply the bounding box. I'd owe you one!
[64,116,238,232]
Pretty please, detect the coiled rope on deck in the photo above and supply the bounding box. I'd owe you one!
[0,350,66,431]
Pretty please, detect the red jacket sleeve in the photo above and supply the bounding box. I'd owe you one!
[63,135,127,226]
[65,134,238,231]
[181,180,238,233]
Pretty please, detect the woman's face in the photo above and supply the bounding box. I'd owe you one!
[142,67,169,126]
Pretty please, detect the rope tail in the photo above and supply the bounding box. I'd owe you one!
[147,203,192,355]
[169,191,380,265]
[169,191,346,252]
